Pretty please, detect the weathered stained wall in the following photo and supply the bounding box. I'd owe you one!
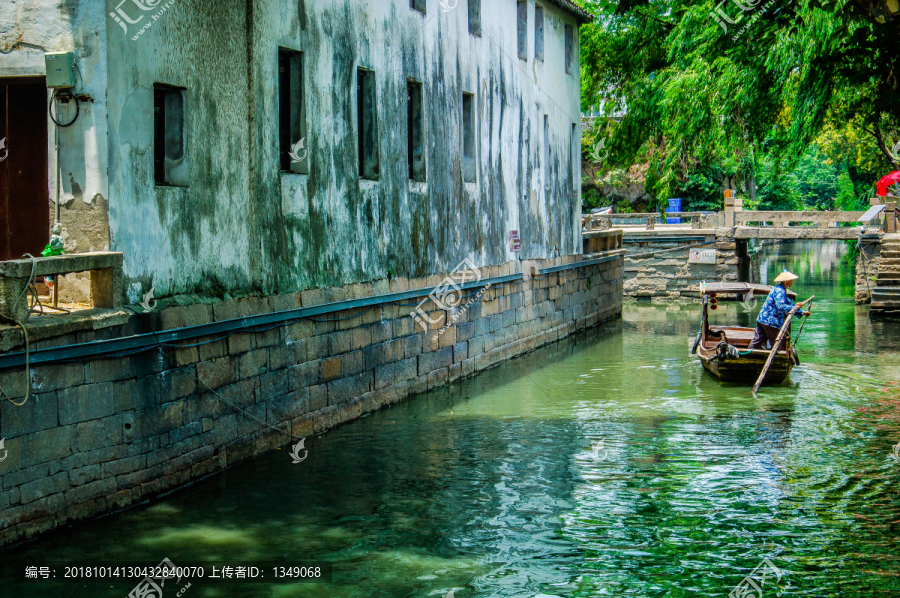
[0,0,111,301]
[103,0,584,300]
[105,0,253,302]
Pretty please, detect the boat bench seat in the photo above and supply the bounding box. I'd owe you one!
[704,328,756,349]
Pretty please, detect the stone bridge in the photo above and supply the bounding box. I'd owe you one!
[581,199,899,316]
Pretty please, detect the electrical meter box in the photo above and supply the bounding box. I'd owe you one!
[45,52,76,88]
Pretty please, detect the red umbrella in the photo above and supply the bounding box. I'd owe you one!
[876,171,900,196]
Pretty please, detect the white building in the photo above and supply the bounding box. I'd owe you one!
[0,0,592,301]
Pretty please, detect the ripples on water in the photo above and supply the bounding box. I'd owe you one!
[6,241,900,597]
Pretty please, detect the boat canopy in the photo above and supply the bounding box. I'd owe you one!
[701,282,797,299]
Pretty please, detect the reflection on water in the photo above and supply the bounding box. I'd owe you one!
[5,241,900,598]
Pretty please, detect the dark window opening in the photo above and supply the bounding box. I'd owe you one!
[298,0,306,30]
[462,92,476,183]
[468,0,481,35]
[535,6,544,60]
[279,48,307,174]
[517,1,528,60]
[410,0,426,14]
[154,83,188,187]
[357,68,380,180]
[565,24,574,75]
[407,81,425,182]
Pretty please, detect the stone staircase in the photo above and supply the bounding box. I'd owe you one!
[870,233,900,320]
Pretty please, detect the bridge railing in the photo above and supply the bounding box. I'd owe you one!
[735,211,868,227]
[582,211,715,231]
[582,209,884,233]
[582,213,660,231]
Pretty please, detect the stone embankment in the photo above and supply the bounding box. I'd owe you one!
[0,255,623,548]
[622,229,741,299]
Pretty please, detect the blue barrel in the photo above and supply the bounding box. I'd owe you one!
[667,198,682,224]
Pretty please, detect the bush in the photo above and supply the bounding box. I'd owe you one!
[672,167,725,212]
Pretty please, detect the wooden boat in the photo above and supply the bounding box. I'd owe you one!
[692,282,798,384]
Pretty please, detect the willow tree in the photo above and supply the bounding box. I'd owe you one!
[576,0,900,203]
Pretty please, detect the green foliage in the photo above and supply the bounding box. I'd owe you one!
[835,169,868,211]
[582,186,604,210]
[793,147,840,210]
[573,0,900,204]
[672,167,725,212]
[755,174,802,211]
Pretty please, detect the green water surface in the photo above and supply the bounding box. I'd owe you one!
[4,240,900,598]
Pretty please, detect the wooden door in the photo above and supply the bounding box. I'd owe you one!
[0,78,49,261]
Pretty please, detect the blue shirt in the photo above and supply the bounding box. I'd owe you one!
[757,283,795,328]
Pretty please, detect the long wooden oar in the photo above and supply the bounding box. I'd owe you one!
[792,301,812,347]
[752,296,814,394]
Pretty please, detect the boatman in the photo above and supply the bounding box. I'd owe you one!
[749,270,810,351]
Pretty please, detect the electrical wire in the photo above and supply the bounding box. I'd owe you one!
[49,89,80,127]
[1,255,37,407]
[175,350,299,443]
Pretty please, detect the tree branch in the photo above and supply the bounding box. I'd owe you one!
[869,123,898,166]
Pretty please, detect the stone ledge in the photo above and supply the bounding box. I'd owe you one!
[0,308,132,352]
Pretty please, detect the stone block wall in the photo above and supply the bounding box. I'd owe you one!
[0,256,623,548]
[856,237,881,304]
[623,231,739,298]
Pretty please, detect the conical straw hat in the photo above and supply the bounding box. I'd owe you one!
[774,269,798,283]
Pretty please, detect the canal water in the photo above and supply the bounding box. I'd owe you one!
[5,240,900,598]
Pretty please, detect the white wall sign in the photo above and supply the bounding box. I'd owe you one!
[688,249,716,264]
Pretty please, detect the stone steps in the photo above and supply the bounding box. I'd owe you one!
[871,288,900,303]
[870,241,900,316]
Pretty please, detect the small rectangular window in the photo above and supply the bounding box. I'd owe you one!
[517,2,528,60]
[462,92,476,182]
[407,81,425,181]
[279,48,307,174]
[468,0,481,36]
[410,0,426,14]
[357,68,380,180]
[565,24,574,75]
[298,0,306,30]
[534,6,544,61]
[154,84,188,187]
[543,114,550,186]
